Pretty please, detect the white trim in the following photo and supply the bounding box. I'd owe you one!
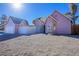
[52,10,72,22]
[48,16,57,23]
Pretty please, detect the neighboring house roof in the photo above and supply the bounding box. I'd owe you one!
[40,17,46,24]
[33,17,46,26]
[24,20,29,25]
[48,16,57,22]
[45,10,73,25]
[51,10,72,23]
[65,15,73,22]
[0,15,9,27]
[0,15,9,21]
[19,20,29,26]
[9,16,29,25]
[9,16,22,24]
[45,16,57,24]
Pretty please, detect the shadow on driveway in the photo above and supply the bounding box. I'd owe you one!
[0,33,22,42]
[0,32,45,42]
[65,35,79,39]
[1,33,79,42]
[54,34,79,39]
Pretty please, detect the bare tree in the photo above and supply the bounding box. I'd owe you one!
[65,3,79,24]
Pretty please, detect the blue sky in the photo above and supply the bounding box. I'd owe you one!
[0,3,79,24]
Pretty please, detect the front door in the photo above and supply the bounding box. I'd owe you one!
[48,23,54,34]
[45,21,54,34]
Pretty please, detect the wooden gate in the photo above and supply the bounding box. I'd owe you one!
[72,25,79,35]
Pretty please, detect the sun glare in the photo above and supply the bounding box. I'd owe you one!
[12,3,22,10]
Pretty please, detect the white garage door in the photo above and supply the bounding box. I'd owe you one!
[18,27,27,34]
[18,26,37,35]
[4,26,15,34]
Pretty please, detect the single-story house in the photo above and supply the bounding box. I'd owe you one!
[45,10,72,34]
[4,16,44,35]
[4,16,29,34]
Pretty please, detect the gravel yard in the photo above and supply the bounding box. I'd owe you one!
[0,34,79,56]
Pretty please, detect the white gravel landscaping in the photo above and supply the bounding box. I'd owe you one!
[0,34,79,56]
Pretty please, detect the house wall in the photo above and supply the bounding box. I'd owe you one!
[15,24,19,33]
[45,17,54,34]
[19,21,30,34]
[18,25,44,35]
[4,18,15,34]
[18,21,31,34]
[19,21,28,27]
[51,11,71,34]
[36,26,44,33]
[4,17,44,35]
[33,20,44,26]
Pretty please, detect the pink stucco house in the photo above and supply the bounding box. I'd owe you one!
[45,10,72,34]
[3,10,72,35]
